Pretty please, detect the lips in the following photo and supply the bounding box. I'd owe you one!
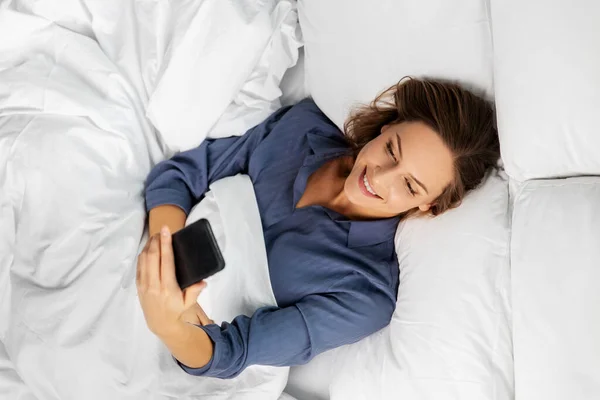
[358,168,381,199]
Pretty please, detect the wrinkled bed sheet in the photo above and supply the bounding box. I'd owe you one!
[0,1,300,399]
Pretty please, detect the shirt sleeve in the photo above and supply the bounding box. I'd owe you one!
[144,105,291,214]
[176,272,395,379]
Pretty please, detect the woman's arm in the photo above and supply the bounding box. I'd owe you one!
[144,105,291,217]
[177,272,395,379]
[158,320,214,369]
[137,233,394,378]
[149,205,186,236]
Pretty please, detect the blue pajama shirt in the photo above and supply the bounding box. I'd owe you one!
[145,99,399,379]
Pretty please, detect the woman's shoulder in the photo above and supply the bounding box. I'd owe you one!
[281,98,342,136]
[289,97,326,116]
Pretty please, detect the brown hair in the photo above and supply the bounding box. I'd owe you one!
[344,77,500,218]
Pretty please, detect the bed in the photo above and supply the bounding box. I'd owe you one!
[1,0,599,399]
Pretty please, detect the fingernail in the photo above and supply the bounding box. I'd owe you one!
[161,226,170,237]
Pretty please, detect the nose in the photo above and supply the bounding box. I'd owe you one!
[372,163,400,188]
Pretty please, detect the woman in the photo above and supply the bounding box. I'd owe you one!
[136,78,500,378]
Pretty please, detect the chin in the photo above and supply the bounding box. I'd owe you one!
[343,180,361,204]
[346,185,372,210]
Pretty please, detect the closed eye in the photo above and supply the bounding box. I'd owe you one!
[386,140,398,163]
[405,178,416,196]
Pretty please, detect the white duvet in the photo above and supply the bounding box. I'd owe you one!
[0,1,300,399]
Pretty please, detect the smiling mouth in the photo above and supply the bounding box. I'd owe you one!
[359,168,381,199]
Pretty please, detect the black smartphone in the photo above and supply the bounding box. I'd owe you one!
[171,218,225,290]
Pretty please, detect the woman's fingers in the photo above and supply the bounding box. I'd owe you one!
[136,250,146,290]
[181,302,213,326]
[159,226,179,290]
[183,281,207,309]
[137,235,156,291]
[180,304,202,325]
[195,303,214,326]
[145,234,161,289]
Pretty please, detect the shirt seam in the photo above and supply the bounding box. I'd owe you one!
[145,187,191,213]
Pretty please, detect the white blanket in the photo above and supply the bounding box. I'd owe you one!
[0,0,301,154]
[3,168,286,399]
[190,176,279,323]
[0,2,299,399]
[180,175,287,398]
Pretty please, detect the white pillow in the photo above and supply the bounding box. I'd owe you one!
[329,172,513,400]
[280,48,309,107]
[298,0,494,129]
[206,1,302,140]
[147,0,301,153]
[511,178,600,400]
[295,2,510,399]
[491,0,600,180]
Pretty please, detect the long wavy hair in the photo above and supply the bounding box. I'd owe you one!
[344,77,500,217]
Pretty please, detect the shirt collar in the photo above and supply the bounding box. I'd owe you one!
[322,207,400,248]
[306,130,350,159]
[347,216,400,248]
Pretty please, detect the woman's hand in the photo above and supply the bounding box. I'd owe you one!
[136,226,208,338]
[180,303,214,326]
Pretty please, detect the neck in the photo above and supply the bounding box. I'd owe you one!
[320,156,365,219]
[297,155,351,211]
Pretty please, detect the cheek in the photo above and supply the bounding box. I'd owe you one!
[384,187,411,209]
[344,170,361,197]
[385,186,430,213]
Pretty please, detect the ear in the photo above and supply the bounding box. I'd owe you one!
[418,203,431,212]
[380,124,391,134]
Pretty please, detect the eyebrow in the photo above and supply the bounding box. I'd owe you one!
[396,132,429,195]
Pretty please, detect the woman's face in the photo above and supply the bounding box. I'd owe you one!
[344,121,455,219]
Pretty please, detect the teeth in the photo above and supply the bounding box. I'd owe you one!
[363,174,378,196]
